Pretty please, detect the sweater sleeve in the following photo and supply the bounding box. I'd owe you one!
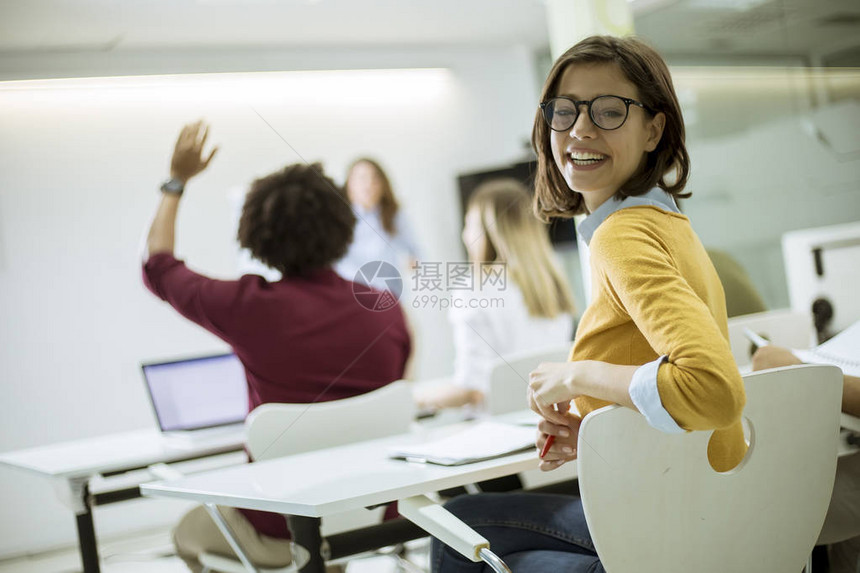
[591,213,745,431]
[142,253,258,342]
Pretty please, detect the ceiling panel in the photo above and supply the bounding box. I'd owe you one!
[0,0,858,66]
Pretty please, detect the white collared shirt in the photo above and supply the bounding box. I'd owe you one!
[335,205,420,290]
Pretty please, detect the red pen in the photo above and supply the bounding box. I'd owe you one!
[539,403,569,459]
[539,435,555,459]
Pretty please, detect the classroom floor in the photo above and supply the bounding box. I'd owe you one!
[0,526,432,573]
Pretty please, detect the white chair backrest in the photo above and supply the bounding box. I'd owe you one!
[577,364,842,573]
[245,381,415,461]
[727,308,815,368]
[487,345,571,415]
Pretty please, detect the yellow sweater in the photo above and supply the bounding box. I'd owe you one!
[573,206,747,472]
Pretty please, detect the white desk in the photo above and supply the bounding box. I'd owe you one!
[141,408,860,573]
[142,416,548,572]
[0,428,245,573]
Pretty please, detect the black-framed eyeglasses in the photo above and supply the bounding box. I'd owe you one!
[540,95,649,131]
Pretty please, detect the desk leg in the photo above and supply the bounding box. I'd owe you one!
[72,481,101,573]
[287,516,324,573]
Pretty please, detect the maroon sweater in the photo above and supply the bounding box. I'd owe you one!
[143,253,411,537]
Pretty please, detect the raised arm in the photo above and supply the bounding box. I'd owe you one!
[146,121,219,257]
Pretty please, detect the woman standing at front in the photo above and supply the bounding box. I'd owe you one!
[335,158,420,289]
[433,35,745,572]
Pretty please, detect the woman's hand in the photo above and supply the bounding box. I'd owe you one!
[414,384,483,411]
[170,120,218,183]
[751,345,803,371]
[528,361,580,425]
[535,415,581,472]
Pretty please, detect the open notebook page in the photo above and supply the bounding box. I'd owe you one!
[388,421,537,466]
[794,321,860,377]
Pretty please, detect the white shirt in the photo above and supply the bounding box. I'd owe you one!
[448,284,574,396]
[335,205,420,290]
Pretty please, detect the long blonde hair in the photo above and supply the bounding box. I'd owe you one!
[468,178,576,319]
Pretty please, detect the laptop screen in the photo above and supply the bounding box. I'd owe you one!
[141,353,249,432]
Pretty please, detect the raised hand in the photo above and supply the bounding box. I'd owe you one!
[170,120,219,183]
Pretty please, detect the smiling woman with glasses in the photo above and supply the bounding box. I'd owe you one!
[431,35,747,573]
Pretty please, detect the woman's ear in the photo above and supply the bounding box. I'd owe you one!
[644,112,666,152]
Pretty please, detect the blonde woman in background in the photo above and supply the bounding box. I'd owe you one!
[417,178,576,413]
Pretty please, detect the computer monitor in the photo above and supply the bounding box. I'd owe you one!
[141,353,249,432]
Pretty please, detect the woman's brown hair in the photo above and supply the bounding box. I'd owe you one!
[531,35,691,220]
[237,162,356,277]
[346,158,400,236]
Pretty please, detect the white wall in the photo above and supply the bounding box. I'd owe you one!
[672,67,860,308]
[0,45,541,558]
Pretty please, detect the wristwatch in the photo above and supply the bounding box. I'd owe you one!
[160,177,185,195]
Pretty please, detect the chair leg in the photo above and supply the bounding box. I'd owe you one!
[479,548,512,573]
[807,554,813,573]
[203,503,260,573]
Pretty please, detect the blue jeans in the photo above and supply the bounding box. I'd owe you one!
[430,493,606,573]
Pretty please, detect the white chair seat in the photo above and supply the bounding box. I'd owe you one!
[487,345,571,415]
[727,308,815,368]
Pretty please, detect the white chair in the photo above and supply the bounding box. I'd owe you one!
[727,308,815,369]
[401,365,843,573]
[245,380,415,460]
[199,381,416,573]
[487,345,571,415]
[578,364,842,573]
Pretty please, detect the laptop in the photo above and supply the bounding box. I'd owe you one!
[141,353,249,445]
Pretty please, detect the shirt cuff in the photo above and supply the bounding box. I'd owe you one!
[628,355,685,434]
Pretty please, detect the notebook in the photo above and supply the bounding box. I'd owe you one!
[141,353,249,441]
[388,421,537,466]
[794,321,860,377]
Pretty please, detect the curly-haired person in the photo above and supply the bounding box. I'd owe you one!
[142,121,411,573]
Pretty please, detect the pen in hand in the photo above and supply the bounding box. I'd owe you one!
[539,402,569,459]
[540,434,555,459]
[743,327,770,349]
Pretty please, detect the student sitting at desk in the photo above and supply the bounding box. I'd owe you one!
[416,178,576,413]
[752,343,860,573]
[432,35,746,572]
[142,121,411,573]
